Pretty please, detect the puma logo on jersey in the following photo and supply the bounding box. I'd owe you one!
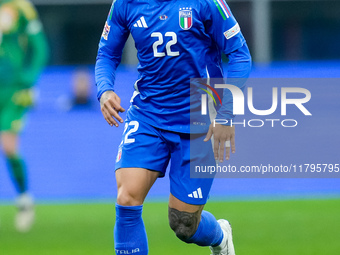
[133,16,148,28]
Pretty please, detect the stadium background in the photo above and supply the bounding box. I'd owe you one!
[1,0,340,254]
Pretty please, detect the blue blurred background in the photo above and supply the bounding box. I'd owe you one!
[1,0,340,203]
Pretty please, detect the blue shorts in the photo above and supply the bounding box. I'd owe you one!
[115,115,216,205]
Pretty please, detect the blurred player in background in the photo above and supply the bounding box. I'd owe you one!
[0,0,48,232]
[72,69,92,107]
[96,0,251,254]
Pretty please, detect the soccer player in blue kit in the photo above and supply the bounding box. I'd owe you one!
[95,0,251,254]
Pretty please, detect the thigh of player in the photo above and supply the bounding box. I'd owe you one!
[115,118,171,206]
[168,132,215,211]
[0,94,27,134]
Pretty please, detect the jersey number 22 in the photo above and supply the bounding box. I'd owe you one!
[151,32,179,57]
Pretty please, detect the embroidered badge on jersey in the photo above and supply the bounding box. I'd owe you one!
[102,21,110,40]
[179,8,192,30]
[116,147,122,163]
[224,23,240,40]
[159,15,168,20]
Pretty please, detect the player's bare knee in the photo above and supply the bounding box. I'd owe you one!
[1,133,18,156]
[168,207,200,242]
[1,142,16,157]
[117,190,143,206]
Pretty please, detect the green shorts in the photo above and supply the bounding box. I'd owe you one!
[0,88,28,133]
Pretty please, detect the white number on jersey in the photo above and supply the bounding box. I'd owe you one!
[151,32,180,58]
[151,32,165,57]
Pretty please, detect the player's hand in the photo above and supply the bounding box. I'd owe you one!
[12,89,34,107]
[204,123,235,162]
[100,90,125,127]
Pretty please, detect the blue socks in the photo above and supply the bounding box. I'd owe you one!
[114,204,148,255]
[114,205,222,254]
[186,210,224,247]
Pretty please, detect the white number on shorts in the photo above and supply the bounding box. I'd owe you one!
[124,121,139,144]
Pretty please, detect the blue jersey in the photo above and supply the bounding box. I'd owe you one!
[96,0,251,133]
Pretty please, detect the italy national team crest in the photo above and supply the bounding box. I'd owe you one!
[179,8,193,30]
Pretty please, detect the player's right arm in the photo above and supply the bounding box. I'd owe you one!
[95,0,129,126]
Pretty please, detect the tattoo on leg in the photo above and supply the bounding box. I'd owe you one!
[168,207,200,241]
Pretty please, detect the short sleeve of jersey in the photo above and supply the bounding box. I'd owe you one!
[96,0,130,99]
[202,0,245,55]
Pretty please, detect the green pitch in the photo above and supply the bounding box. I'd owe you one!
[0,199,339,255]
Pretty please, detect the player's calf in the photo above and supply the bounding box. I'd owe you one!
[114,204,148,255]
[168,207,200,241]
[169,208,224,249]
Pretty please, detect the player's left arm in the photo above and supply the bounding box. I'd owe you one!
[203,0,252,161]
[207,44,251,161]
